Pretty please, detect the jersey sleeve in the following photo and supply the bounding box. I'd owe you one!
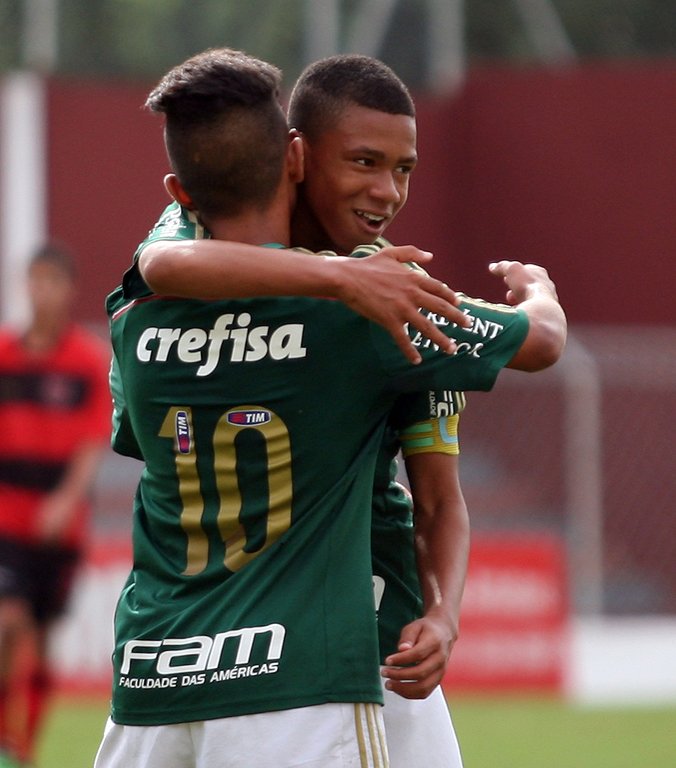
[134,202,210,260]
[109,349,143,460]
[105,286,143,459]
[374,295,530,394]
[123,202,212,299]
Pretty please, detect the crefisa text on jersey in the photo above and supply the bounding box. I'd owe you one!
[136,312,306,376]
[118,624,284,690]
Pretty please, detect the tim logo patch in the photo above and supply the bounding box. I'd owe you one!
[227,409,272,427]
[175,410,193,454]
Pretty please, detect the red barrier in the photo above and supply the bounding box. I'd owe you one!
[443,533,569,693]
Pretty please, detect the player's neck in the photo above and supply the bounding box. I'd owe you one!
[291,197,335,253]
[205,194,291,247]
[208,218,289,247]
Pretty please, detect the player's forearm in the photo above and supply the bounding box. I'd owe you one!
[139,240,350,300]
[509,291,567,371]
[38,441,107,539]
[56,441,107,505]
[414,500,470,640]
[407,453,470,640]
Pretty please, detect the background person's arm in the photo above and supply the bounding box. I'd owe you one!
[35,441,107,542]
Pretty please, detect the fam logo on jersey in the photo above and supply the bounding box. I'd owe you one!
[118,624,285,690]
[136,312,307,376]
[227,409,272,427]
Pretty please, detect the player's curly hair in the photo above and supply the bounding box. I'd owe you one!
[288,54,415,140]
[146,48,289,219]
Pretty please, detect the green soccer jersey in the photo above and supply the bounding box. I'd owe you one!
[107,207,528,726]
[134,205,468,665]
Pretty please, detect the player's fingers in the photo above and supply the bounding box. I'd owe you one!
[382,659,445,699]
[396,621,424,650]
[384,645,425,668]
[406,314,457,354]
[386,620,428,664]
[387,324,422,364]
[488,259,515,275]
[390,246,433,264]
[382,655,443,677]
[415,274,459,304]
[383,641,444,670]
[417,293,469,328]
[384,676,440,700]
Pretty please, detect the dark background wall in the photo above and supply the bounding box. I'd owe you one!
[46,64,676,326]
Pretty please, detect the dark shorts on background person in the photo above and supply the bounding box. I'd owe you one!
[0,536,80,624]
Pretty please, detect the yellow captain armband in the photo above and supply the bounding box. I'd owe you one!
[399,413,460,457]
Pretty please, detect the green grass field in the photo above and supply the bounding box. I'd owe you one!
[37,694,676,768]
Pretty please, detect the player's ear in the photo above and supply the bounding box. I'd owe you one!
[163,173,196,209]
[287,133,304,184]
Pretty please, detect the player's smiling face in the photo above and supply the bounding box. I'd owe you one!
[300,104,417,254]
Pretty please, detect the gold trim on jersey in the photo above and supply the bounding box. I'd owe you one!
[459,292,520,314]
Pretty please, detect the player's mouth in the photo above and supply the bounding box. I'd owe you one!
[355,209,388,233]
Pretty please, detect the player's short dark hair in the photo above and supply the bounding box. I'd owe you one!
[288,54,415,141]
[29,241,77,279]
[146,48,289,219]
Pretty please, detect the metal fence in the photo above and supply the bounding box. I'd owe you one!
[454,325,676,616]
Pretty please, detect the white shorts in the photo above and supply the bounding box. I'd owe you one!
[94,701,388,768]
[382,683,463,768]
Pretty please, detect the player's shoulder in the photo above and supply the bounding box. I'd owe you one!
[134,202,210,262]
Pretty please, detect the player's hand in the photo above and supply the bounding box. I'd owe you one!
[380,614,457,699]
[335,246,470,364]
[488,260,559,305]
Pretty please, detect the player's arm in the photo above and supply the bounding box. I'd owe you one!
[35,440,107,542]
[381,452,468,700]
[139,239,470,364]
[490,261,567,371]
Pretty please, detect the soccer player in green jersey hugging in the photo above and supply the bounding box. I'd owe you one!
[138,54,473,768]
[96,48,565,768]
[135,54,567,768]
